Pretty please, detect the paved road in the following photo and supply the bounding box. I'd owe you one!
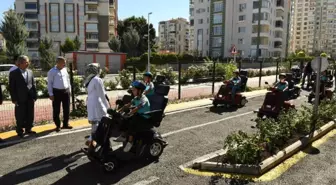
[0,75,276,128]
[1,89,335,185]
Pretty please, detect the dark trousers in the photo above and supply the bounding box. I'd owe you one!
[15,99,35,135]
[301,72,311,88]
[52,88,70,127]
[120,114,151,134]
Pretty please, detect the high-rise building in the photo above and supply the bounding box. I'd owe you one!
[158,18,190,54]
[289,0,336,57]
[209,0,290,58]
[189,0,290,58]
[189,0,211,57]
[14,0,118,61]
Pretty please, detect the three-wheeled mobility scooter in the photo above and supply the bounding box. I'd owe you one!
[285,73,301,99]
[81,80,170,173]
[255,82,295,119]
[212,70,248,107]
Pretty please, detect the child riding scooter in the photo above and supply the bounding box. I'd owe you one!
[143,72,155,99]
[229,70,241,104]
[114,81,152,152]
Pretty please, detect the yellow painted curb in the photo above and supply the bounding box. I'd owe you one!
[0,119,89,139]
[181,129,336,182]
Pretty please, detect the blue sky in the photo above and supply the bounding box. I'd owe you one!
[0,0,189,35]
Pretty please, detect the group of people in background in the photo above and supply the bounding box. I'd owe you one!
[0,55,73,139]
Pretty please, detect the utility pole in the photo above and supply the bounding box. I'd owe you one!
[147,12,152,72]
[257,0,262,87]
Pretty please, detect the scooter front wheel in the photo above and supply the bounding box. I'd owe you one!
[102,158,118,173]
[147,139,164,159]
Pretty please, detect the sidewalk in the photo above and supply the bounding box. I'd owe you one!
[0,75,275,128]
[0,89,267,142]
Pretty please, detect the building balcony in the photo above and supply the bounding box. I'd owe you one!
[251,32,270,38]
[27,37,39,42]
[273,37,283,42]
[274,27,284,32]
[86,18,98,23]
[276,16,284,21]
[25,8,38,13]
[85,0,98,4]
[252,20,271,26]
[252,8,271,14]
[86,38,99,42]
[86,28,98,33]
[86,8,98,14]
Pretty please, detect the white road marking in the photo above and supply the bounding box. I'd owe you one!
[15,164,52,175]
[0,92,303,147]
[162,111,253,137]
[132,176,160,185]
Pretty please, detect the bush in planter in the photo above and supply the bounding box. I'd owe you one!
[70,99,87,118]
[224,131,263,165]
[73,76,84,96]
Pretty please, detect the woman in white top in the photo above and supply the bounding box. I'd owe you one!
[83,63,110,146]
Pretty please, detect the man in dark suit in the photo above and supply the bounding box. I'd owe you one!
[9,55,37,137]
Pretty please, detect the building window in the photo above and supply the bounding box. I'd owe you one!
[212,37,222,47]
[239,4,246,12]
[65,4,75,32]
[86,23,98,31]
[213,13,222,24]
[25,22,38,29]
[213,25,222,35]
[238,38,244,44]
[25,3,37,9]
[197,29,203,51]
[239,15,246,21]
[198,19,203,24]
[49,3,60,32]
[238,27,246,33]
[213,2,223,12]
[24,13,38,19]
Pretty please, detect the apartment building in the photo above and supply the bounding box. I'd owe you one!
[189,0,211,57]
[14,0,118,61]
[158,18,190,54]
[289,0,336,57]
[208,0,290,58]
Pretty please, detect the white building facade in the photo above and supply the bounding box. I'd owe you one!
[289,0,336,57]
[158,18,190,54]
[189,0,211,57]
[14,0,118,61]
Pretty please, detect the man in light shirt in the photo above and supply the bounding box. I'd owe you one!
[47,56,73,132]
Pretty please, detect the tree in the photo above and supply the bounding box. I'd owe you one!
[73,35,81,51]
[117,16,156,56]
[0,9,29,62]
[108,35,121,52]
[122,26,140,57]
[60,37,76,56]
[38,37,55,70]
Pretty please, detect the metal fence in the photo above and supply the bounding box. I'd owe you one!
[0,59,291,129]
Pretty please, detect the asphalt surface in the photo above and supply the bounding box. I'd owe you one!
[0,89,335,185]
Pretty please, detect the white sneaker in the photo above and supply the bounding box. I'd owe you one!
[123,142,133,152]
[114,136,126,142]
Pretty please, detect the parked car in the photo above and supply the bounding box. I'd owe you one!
[0,64,15,76]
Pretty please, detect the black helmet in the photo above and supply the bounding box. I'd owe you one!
[143,72,153,78]
[131,80,146,91]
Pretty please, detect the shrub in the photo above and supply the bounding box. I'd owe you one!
[187,65,209,79]
[99,67,109,79]
[119,69,132,89]
[157,67,177,84]
[0,75,10,100]
[104,80,117,91]
[70,99,87,118]
[35,77,48,97]
[72,76,84,96]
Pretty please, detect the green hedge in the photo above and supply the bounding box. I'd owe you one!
[223,99,336,165]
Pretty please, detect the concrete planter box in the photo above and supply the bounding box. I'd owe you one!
[192,121,336,176]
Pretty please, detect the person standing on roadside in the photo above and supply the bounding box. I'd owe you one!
[47,56,73,132]
[301,61,313,89]
[9,55,37,138]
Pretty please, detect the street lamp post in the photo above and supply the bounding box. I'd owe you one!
[147,12,152,72]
